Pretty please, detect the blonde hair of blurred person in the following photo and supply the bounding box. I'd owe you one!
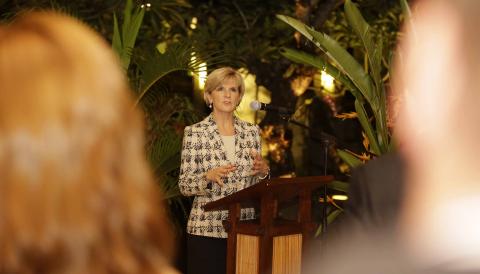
[393,0,480,270]
[0,12,177,274]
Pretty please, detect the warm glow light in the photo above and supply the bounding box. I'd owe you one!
[320,70,335,93]
[332,195,348,201]
[197,62,207,90]
[190,53,207,90]
[190,17,198,29]
[140,3,151,9]
[279,173,295,178]
[268,143,279,152]
[156,42,167,54]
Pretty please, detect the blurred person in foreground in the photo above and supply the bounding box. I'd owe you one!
[305,0,480,273]
[395,0,480,270]
[0,12,177,274]
[179,67,269,274]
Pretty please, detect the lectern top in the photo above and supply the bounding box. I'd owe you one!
[204,175,333,212]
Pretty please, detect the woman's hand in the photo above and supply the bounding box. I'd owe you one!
[250,149,269,178]
[205,164,236,186]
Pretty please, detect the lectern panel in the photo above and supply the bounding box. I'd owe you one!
[236,234,259,274]
[272,234,302,274]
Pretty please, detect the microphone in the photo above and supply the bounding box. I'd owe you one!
[249,100,294,115]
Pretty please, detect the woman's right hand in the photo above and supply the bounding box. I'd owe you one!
[205,164,236,187]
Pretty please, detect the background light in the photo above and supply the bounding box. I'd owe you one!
[190,17,198,29]
[320,70,335,93]
[332,194,348,201]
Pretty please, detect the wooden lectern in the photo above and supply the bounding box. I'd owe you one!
[204,176,333,274]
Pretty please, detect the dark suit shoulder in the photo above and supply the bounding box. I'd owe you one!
[345,152,405,228]
[350,152,405,195]
[359,152,404,174]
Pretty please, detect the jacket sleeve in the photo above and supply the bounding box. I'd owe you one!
[255,125,262,151]
[249,125,266,184]
[178,126,210,196]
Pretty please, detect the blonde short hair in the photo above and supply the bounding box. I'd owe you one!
[0,11,174,274]
[203,67,245,105]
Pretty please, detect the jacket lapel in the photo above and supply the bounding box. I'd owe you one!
[205,114,252,171]
[205,113,227,164]
[234,116,250,167]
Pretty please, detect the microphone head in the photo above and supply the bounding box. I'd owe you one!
[250,100,261,111]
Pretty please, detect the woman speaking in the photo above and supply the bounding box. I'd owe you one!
[179,67,269,274]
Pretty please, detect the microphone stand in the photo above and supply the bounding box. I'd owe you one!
[277,111,331,237]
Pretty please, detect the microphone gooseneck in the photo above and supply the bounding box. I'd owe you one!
[249,100,294,115]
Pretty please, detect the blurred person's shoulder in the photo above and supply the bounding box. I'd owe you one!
[304,230,415,274]
[354,152,404,175]
[163,265,181,274]
[350,151,406,206]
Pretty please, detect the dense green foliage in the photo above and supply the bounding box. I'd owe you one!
[0,0,407,237]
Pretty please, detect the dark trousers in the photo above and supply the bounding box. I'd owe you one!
[187,234,227,274]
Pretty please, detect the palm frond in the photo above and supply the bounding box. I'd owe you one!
[148,129,182,175]
[111,0,144,71]
[134,42,228,106]
[161,176,189,220]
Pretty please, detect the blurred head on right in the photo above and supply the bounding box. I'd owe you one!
[392,0,480,268]
[393,0,480,189]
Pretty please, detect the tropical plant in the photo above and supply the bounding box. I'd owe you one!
[278,0,410,162]
[111,0,228,226]
[277,0,409,233]
[111,0,225,101]
[278,2,390,163]
[112,0,144,71]
[142,91,200,218]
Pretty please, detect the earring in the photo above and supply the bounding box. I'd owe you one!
[209,103,213,109]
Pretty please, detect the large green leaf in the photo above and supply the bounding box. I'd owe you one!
[279,47,364,101]
[112,14,122,59]
[345,0,391,153]
[344,0,382,96]
[375,86,390,152]
[276,14,314,41]
[307,28,377,110]
[276,15,376,109]
[111,0,145,71]
[337,149,363,168]
[355,99,381,155]
[328,180,349,192]
[134,43,226,106]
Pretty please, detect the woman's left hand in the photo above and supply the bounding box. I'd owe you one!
[250,149,269,177]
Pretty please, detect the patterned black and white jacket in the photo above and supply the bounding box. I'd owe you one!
[179,113,262,238]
